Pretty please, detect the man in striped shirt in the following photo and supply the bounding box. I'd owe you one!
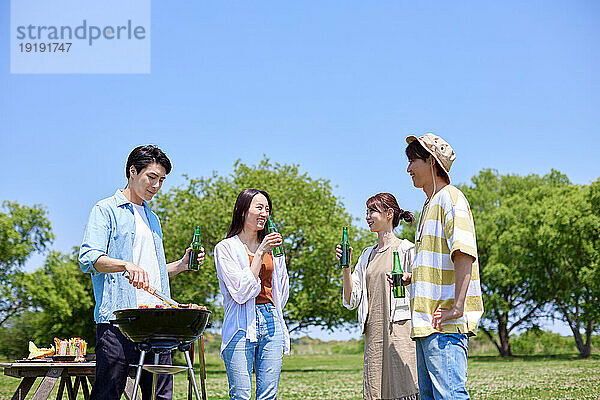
[404,134,484,400]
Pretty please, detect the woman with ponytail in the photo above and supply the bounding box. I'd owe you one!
[336,193,419,400]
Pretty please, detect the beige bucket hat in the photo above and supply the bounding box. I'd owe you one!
[406,133,456,177]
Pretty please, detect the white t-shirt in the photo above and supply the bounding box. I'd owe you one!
[132,203,162,307]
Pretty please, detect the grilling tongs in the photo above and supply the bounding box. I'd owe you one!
[122,270,180,308]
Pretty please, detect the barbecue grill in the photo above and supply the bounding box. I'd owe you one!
[110,307,211,400]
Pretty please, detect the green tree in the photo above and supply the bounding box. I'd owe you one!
[0,201,54,327]
[0,250,95,358]
[22,249,96,345]
[0,311,39,359]
[458,169,569,356]
[506,179,600,358]
[154,158,372,332]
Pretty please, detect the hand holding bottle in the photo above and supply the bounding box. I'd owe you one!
[335,244,353,267]
[386,272,412,286]
[266,216,285,257]
[338,227,351,267]
[258,232,283,254]
[183,246,205,269]
[338,244,355,304]
[187,225,203,270]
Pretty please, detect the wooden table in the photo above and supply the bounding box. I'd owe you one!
[0,361,140,400]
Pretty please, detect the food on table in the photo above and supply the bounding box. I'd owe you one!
[54,338,87,361]
[27,341,55,359]
[26,338,87,361]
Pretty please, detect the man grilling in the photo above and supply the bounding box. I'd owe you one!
[79,145,205,400]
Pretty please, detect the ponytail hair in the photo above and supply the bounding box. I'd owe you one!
[366,193,414,228]
[398,209,415,225]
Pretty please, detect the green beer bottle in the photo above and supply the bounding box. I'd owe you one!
[266,216,284,257]
[339,227,350,268]
[392,251,405,298]
[188,226,202,270]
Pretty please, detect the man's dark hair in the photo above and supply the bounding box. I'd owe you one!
[125,145,172,178]
[405,140,449,183]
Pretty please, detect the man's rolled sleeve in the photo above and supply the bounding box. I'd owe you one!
[445,199,477,261]
[79,204,110,276]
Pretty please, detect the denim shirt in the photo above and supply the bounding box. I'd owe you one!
[79,190,171,323]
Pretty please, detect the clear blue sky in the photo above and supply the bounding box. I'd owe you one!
[2,1,599,339]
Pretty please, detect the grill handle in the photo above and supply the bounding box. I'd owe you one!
[110,316,138,325]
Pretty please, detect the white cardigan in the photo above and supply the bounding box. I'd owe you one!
[214,235,290,356]
[342,239,414,333]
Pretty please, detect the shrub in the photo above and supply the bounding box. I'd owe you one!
[511,327,577,355]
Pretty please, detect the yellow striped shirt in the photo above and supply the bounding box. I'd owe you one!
[410,185,484,338]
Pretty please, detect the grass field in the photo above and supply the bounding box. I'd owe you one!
[2,353,599,400]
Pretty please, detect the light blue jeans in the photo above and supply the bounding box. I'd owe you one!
[222,304,284,400]
[415,333,470,400]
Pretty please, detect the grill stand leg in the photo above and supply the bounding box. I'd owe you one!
[198,336,207,400]
[151,353,160,400]
[183,350,202,400]
[130,350,145,400]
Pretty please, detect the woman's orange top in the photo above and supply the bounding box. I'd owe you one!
[249,252,274,305]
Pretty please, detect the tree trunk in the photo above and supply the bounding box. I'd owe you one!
[481,327,501,354]
[497,315,512,357]
[572,328,591,358]
[579,320,593,359]
[562,306,592,359]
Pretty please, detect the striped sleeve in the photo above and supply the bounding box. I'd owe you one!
[443,189,477,260]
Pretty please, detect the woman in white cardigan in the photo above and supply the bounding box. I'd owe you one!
[214,188,290,400]
[337,193,419,400]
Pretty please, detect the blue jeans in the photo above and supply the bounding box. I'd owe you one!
[415,333,470,400]
[222,303,284,400]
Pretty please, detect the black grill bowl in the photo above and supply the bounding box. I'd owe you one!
[110,308,211,344]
